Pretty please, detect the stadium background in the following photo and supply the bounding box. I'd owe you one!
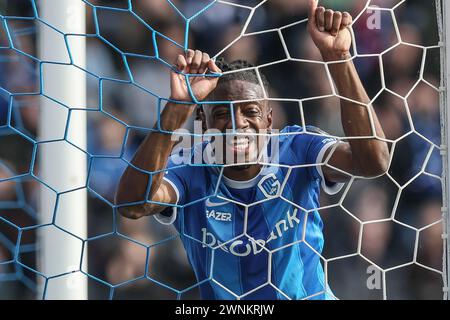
[0,0,444,299]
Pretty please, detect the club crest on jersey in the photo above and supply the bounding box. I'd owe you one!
[257,173,281,198]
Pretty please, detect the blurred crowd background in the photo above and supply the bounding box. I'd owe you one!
[0,0,445,299]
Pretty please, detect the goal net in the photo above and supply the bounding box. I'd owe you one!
[0,0,448,300]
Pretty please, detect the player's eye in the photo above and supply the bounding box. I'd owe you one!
[245,109,262,117]
[214,110,231,118]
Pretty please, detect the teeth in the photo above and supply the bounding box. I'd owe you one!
[228,137,250,146]
[225,135,258,153]
[234,143,248,152]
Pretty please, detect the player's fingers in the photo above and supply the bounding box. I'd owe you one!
[174,54,187,72]
[307,0,318,23]
[331,11,342,36]
[316,6,325,32]
[324,9,334,32]
[190,50,203,74]
[185,49,195,64]
[184,49,195,73]
[198,52,210,75]
[341,11,353,28]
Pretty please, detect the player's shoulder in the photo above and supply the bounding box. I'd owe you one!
[278,125,335,156]
[280,125,329,135]
[280,125,331,147]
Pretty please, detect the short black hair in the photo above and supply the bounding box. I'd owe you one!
[214,57,270,93]
[197,58,270,119]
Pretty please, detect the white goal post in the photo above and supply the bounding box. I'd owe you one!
[38,0,87,300]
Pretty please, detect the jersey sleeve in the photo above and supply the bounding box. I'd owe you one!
[283,126,344,195]
[302,126,345,195]
[153,151,189,226]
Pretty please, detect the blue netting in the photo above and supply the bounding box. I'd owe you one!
[0,0,225,300]
[0,0,446,300]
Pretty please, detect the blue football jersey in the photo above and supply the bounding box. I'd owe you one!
[155,125,343,300]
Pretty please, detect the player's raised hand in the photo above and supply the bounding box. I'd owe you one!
[170,49,221,103]
[307,0,353,61]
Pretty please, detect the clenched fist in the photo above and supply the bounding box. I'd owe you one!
[170,49,221,103]
[307,0,353,62]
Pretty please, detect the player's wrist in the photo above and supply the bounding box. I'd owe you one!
[320,50,352,62]
[168,94,197,104]
[160,102,196,131]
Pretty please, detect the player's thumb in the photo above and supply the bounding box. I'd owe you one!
[207,59,222,75]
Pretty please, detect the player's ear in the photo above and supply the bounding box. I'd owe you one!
[266,105,273,130]
[196,105,207,133]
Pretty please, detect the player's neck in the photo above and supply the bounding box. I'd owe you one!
[223,164,262,182]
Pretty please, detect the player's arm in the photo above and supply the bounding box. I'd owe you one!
[115,50,221,219]
[307,0,390,182]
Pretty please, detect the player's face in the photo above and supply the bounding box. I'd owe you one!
[203,80,272,169]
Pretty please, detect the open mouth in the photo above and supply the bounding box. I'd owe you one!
[225,135,259,155]
[227,137,250,152]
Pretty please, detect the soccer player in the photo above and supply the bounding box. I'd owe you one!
[116,0,390,300]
